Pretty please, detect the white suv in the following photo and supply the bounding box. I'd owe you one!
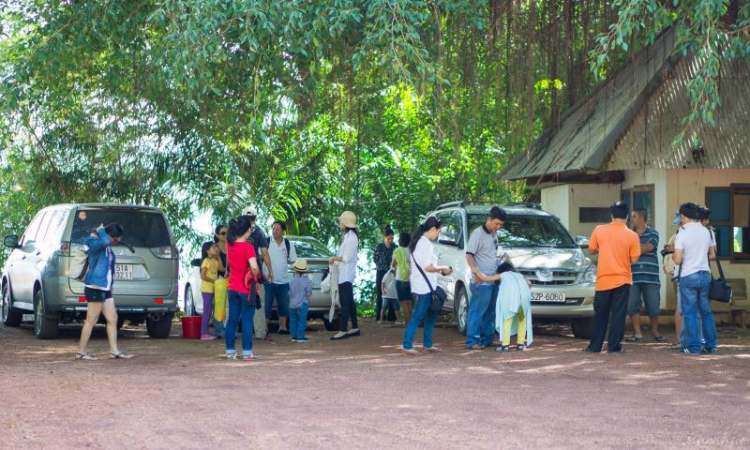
[428,202,596,339]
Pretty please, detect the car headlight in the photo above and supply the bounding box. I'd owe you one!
[582,264,597,283]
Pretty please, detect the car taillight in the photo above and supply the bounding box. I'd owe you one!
[78,297,87,303]
[155,298,164,305]
[151,246,179,260]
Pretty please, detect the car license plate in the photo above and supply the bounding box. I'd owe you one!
[115,264,134,280]
[531,292,566,303]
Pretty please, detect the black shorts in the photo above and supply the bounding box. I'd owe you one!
[84,287,112,303]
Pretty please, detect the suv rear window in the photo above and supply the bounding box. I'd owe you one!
[71,209,171,247]
[468,213,577,249]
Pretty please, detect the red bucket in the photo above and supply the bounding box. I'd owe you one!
[181,316,202,339]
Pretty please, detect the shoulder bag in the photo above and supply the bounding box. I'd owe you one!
[707,229,732,303]
[413,256,448,313]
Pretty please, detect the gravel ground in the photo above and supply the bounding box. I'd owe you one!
[1,318,749,450]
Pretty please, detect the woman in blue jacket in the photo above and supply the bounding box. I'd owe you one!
[76,223,133,360]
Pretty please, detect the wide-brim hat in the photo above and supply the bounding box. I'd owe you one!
[338,211,358,229]
[293,259,309,272]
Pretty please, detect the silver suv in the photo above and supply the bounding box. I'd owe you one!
[428,202,596,339]
[1,204,179,339]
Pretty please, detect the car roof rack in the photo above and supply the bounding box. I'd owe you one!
[504,202,541,210]
[435,201,465,211]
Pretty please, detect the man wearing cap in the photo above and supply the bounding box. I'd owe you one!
[673,203,717,354]
[243,207,274,340]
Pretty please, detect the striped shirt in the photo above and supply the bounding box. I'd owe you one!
[631,226,660,285]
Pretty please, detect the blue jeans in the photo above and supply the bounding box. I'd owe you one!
[225,290,256,355]
[289,303,309,340]
[466,283,498,347]
[265,283,290,319]
[679,271,717,353]
[402,293,438,350]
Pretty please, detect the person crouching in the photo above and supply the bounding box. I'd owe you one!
[472,261,533,352]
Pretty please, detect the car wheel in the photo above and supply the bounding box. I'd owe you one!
[184,285,195,316]
[33,289,58,339]
[146,314,173,339]
[571,318,593,339]
[1,283,23,327]
[454,286,468,335]
[323,317,340,332]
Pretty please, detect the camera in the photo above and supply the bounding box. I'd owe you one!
[660,245,674,257]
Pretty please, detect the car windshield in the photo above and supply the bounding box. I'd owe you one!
[71,209,171,247]
[467,213,577,249]
[289,237,332,259]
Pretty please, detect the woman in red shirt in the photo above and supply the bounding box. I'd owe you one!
[225,216,260,360]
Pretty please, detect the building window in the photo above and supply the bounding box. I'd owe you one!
[705,185,750,261]
[621,185,655,227]
[579,207,612,223]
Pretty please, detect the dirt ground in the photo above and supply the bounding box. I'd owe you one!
[1,318,749,450]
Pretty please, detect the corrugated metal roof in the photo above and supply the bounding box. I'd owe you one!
[502,28,750,181]
[604,58,750,170]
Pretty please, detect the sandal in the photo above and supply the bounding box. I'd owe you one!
[109,351,133,359]
[653,335,666,342]
[75,352,97,361]
[467,344,485,350]
[626,336,643,342]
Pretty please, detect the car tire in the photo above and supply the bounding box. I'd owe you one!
[454,286,468,335]
[571,318,593,340]
[184,285,196,316]
[33,289,59,340]
[1,283,23,327]
[323,317,340,332]
[146,314,173,339]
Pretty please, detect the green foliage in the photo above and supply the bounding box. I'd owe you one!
[590,0,750,144]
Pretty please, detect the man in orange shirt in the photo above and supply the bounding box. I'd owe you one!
[584,202,641,353]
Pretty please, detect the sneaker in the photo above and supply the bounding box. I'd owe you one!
[330,332,348,341]
[516,345,527,352]
[297,337,310,342]
[582,347,600,353]
[278,329,290,335]
[677,348,699,355]
[241,353,261,361]
[496,345,510,353]
[346,328,361,337]
[200,335,217,341]
[702,347,718,355]
[401,348,420,356]
[227,353,237,360]
[424,346,440,353]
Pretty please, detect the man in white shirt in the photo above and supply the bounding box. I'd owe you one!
[264,221,297,335]
[673,203,717,355]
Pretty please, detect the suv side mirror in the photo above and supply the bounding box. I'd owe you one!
[575,236,590,248]
[3,234,19,249]
[190,258,202,268]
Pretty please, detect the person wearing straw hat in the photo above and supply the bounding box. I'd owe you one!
[329,211,361,340]
[288,259,313,342]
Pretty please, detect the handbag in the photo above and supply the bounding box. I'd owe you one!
[413,257,448,313]
[244,270,262,309]
[707,230,732,303]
